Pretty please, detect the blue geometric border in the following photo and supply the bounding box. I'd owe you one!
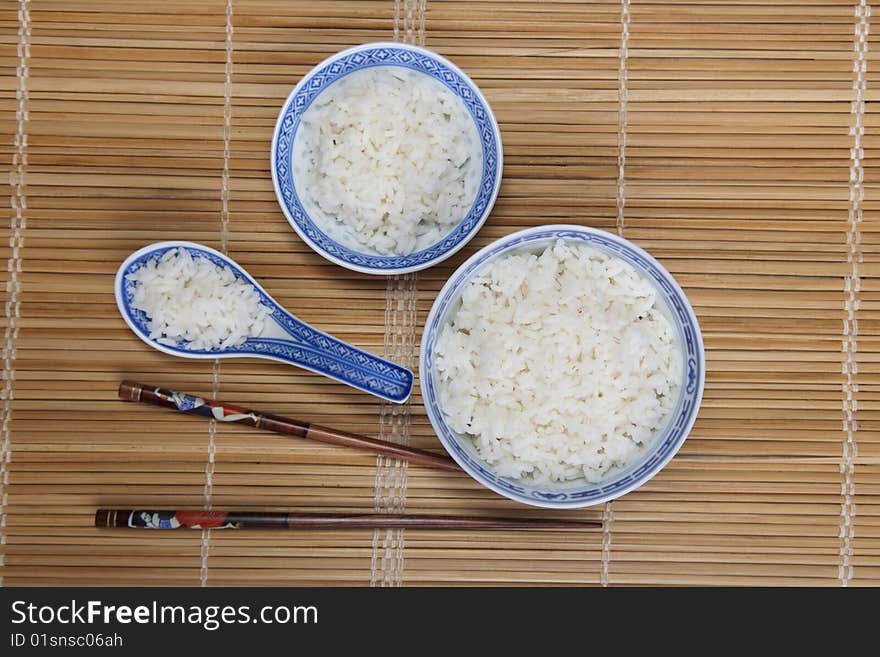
[272,44,501,271]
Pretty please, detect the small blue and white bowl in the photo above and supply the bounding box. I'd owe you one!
[420,225,705,509]
[270,42,503,275]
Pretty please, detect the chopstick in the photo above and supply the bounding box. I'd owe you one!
[95,509,600,531]
[118,381,460,473]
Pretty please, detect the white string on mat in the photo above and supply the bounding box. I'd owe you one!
[615,0,631,240]
[0,0,31,587]
[394,0,425,45]
[601,0,632,588]
[200,0,235,588]
[838,0,870,588]
[370,0,426,587]
[371,274,417,587]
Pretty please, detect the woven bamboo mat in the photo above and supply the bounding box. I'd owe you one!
[0,0,877,587]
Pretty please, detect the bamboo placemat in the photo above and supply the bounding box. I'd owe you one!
[0,0,877,587]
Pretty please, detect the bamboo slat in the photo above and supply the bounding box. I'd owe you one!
[0,0,877,588]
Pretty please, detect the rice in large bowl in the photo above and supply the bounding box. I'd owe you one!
[420,225,705,508]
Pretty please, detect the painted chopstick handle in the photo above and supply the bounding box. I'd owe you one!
[119,381,279,428]
[118,381,461,472]
[95,510,601,531]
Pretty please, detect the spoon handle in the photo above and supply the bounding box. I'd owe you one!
[247,310,414,403]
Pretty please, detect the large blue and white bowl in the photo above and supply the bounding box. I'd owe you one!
[270,42,503,275]
[420,225,705,509]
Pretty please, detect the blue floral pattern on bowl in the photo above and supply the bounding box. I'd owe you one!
[419,226,705,508]
[116,241,414,404]
[270,42,503,275]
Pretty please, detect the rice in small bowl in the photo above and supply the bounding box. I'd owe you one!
[271,42,503,275]
[420,225,705,508]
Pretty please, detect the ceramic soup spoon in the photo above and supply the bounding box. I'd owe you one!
[115,241,413,404]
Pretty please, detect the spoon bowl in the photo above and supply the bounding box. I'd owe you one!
[115,241,413,404]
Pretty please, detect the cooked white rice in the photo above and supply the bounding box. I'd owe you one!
[292,65,482,256]
[434,240,682,484]
[126,248,272,351]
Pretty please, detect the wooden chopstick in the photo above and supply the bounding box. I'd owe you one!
[95,509,600,531]
[118,381,461,472]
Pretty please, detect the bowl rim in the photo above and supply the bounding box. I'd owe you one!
[269,41,504,276]
[419,224,706,508]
